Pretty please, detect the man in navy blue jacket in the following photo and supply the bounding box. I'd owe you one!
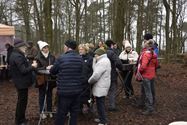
[50,39,84,125]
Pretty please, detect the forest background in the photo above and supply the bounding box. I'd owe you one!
[1,0,187,62]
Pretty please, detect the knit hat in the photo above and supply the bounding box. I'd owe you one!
[123,40,132,48]
[14,38,28,48]
[144,33,153,40]
[94,48,106,56]
[37,40,49,50]
[65,39,77,50]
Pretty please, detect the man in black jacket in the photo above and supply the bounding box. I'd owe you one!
[9,38,37,125]
[50,39,84,125]
[105,40,123,111]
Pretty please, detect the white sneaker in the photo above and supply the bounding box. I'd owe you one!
[49,113,53,118]
[94,118,100,123]
[40,113,47,119]
[98,123,107,125]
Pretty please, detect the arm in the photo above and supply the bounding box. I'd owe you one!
[50,57,60,75]
[88,61,106,84]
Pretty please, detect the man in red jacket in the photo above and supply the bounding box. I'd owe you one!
[137,37,158,115]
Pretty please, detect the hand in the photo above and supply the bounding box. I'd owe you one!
[32,60,37,68]
[46,65,53,70]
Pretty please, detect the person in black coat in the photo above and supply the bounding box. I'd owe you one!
[35,40,56,119]
[9,38,37,125]
[105,39,123,111]
[50,40,84,125]
[78,44,93,114]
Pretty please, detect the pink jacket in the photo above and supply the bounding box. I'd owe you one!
[137,48,158,80]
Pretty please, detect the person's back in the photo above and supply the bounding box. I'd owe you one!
[50,39,84,125]
[53,50,83,96]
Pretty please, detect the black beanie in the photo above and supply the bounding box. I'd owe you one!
[144,33,153,40]
[65,39,77,50]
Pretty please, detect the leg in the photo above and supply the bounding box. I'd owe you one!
[47,87,53,112]
[96,97,107,124]
[108,81,117,109]
[55,95,70,125]
[15,88,28,124]
[150,79,156,105]
[39,85,46,113]
[70,95,80,125]
[142,79,154,112]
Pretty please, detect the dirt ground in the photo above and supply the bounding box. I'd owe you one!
[0,63,187,125]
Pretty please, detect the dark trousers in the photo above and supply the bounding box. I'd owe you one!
[96,96,107,124]
[15,88,28,124]
[55,94,80,125]
[108,81,117,108]
[39,84,53,113]
[141,78,155,111]
[123,70,134,97]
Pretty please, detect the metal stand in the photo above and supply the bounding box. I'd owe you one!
[37,70,55,125]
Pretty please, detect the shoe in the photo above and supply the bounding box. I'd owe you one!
[40,113,47,119]
[108,107,118,112]
[49,113,53,118]
[98,123,107,125]
[142,110,154,115]
[94,118,100,123]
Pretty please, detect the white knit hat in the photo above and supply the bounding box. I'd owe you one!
[37,40,49,50]
[123,40,132,48]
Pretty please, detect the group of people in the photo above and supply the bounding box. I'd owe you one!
[7,33,159,125]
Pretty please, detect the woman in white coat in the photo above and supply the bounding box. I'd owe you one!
[88,48,111,125]
[119,40,139,99]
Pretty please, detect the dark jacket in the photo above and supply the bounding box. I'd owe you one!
[9,49,34,89]
[50,50,84,96]
[107,48,123,82]
[81,54,93,85]
[6,45,14,65]
[35,52,55,70]
[35,52,56,88]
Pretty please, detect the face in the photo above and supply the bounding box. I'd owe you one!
[94,54,99,60]
[64,45,68,53]
[125,47,131,52]
[42,46,49,53]
[98,41,103,47]
[79,47,86,55]
[19,46,27,53]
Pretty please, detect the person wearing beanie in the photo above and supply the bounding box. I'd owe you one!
[136,38,159,115]
[9,38,37,125]
[35,40,56,119]
[105,39,123,112]
[119,40,139,99]
[89,47,111,125]
[50,39,84,125]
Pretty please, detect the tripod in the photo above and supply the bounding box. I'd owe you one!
[37,69,55,125]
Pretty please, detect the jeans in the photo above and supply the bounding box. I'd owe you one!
[123,70,134,97]
[96,96,107,124]
[39,84,53,113]
[15,88,28,124]
[55,94,81,125]
[108,81,117,108]
[141,78,155,111]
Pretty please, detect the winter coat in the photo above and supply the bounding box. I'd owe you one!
[106,48,123,82]
[6,45,14,65]
[35,52,56,88]
[137,48,158,80]
[119,50,139,63]
[9,48,34,89]
[88,54,111,97]
[35,52,55,70]
[50,50,84,96]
